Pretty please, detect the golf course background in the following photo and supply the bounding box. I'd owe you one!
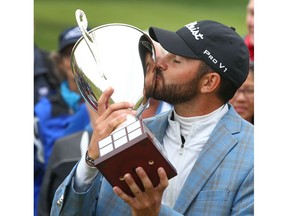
[34,0,248,51]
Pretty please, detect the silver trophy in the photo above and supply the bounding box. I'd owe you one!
[71,9,176,197]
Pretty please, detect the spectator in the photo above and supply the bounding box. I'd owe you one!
[34,26,90,215]
[51,20,253,215]
[34,44,62,105]
[230,62,254,124]
[37,103,97,216]
[244,0,254,61]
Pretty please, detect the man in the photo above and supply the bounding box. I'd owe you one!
[51,20,253,215]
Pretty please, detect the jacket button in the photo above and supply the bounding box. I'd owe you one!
[56,194,64,207]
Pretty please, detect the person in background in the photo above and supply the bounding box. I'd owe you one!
[37,103,98,216]
[230,61,254,124]
[34,26,90,216]
[51,20,253,215]
[34,44,62,105]
[244,0,254,61]
[34,21,63,105]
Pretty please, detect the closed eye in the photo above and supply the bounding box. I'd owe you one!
[173,55,183,63]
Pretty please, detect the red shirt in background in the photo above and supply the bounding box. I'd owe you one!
[244,35,254,62]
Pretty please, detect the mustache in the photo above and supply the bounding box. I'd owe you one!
[156,68,162,76]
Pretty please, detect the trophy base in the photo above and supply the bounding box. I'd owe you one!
[95,119,177,197]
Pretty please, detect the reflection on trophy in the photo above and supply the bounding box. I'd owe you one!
[71,9,176,197]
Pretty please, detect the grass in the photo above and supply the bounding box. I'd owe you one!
[34,0,248,51]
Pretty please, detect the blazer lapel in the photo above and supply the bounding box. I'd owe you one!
[173,107,241,214]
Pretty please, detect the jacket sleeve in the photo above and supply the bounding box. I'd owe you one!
[159,205,184,216]
[50,164,102,216]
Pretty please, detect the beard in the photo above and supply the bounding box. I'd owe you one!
[152,75,200,105]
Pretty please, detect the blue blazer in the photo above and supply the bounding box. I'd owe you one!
[51,104,254,216]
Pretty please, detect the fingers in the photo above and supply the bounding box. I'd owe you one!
[112,172,144,205]
[114,167,169,199]
[113,167,169,216]
[88,87,137,159]
[97,87,136,120]
[96,87,136,131]
[137,167,168,194]
[156,167,169,190]
[97,87,114,114]
[125,171,145,196]
[134,167,154,193]
[113,181,132,204]
[97,87,134,113]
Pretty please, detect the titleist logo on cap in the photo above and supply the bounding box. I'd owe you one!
[185,22,204,40]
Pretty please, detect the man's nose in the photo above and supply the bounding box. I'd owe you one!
[155,55,167,71]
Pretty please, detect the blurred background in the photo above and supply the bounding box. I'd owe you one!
[34,0,248,51]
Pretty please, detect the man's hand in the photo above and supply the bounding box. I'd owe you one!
[88,87,137,160]
[113,167,169,216]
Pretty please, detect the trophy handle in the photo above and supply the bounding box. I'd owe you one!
[75,9,107,80]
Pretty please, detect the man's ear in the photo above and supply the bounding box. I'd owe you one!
[200,72,221,93]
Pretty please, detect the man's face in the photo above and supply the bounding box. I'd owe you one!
[152,52,203,105]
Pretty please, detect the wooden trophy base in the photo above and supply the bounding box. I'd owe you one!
[94,119,177,197]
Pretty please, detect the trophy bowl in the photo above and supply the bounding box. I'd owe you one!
[71,10,156,117]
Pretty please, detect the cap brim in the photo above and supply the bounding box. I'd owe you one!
[149,27,199,59]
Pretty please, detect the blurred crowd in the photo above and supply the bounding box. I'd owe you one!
[34,0,254,215]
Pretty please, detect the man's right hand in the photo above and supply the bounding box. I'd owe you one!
[87,87,137,160]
